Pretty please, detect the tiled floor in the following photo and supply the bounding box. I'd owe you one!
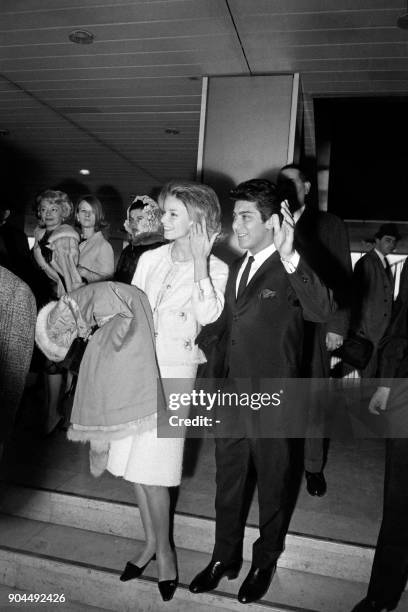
[1,388,385,547]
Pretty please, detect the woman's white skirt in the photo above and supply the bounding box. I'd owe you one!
[106,365,196,486]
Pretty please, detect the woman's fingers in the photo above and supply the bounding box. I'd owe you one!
[209,232,219,249]
[192,219,205,235]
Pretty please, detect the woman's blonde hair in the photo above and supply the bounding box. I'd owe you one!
[158,180,221,237]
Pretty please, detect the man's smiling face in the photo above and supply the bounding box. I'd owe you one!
[232,200,273,255]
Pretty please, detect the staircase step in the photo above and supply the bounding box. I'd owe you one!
[0,513,371,612]
[0,483,374,583]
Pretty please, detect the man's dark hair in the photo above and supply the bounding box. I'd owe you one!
[278,163,310,183]
[375,223,401,241]
[229,179,279,222]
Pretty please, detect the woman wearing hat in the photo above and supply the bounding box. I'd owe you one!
[115,195,166,284]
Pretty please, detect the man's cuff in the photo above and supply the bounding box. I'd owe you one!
[281,250,300,274]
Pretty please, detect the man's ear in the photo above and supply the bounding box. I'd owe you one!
[264,215,274,230]
[304,181,311,196]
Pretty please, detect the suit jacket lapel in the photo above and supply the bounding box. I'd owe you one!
[235,250,280,304]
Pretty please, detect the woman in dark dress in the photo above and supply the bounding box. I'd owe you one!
[114,195,165,284]
[31,189,74,434]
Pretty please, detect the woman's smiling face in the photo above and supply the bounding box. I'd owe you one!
[161,195,192,241]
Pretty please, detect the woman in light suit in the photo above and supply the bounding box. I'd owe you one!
[107,180,228,601]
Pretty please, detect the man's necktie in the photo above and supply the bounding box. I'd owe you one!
[237,255,254,300]
[384,257,393,283]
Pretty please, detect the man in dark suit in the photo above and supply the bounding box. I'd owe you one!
[351,223,400,378]
[189,179,335,604]
[352,258,408,612]
[277,164,352,496]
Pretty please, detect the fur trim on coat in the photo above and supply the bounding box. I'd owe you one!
[67,412,157,443]
[35,301,68,361]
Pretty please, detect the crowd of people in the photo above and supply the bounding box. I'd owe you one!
[0,167,407,610]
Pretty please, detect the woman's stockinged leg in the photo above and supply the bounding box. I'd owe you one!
[131,483,156,566]
[45,373,63,433]
[142,484,177,581]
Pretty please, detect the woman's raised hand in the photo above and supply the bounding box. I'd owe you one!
[189,217,218,261]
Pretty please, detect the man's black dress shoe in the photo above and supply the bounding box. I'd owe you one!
[119,555,155,581]
[237,564,276,604]
[158,573,178,601]
[189,559,242,593]
[305,471,327,497]
[351,598,393,612]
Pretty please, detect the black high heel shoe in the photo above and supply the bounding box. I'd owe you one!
[158,573,178,602]
[119,554,156,582]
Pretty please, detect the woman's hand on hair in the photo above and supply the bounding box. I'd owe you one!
[189,217,218,261]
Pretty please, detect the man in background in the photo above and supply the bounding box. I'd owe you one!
[351,223,400,378]
[352,256,408,612]
[277,164,352,496]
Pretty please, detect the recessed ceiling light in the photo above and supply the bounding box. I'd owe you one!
[69,29,94,44]
[165,128,180,135]
[397,1,408,28]
[79,169,90,176]
[397,13,408,28]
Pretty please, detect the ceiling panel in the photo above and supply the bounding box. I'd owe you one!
[0,34,233,61]
[232,0,404,12]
